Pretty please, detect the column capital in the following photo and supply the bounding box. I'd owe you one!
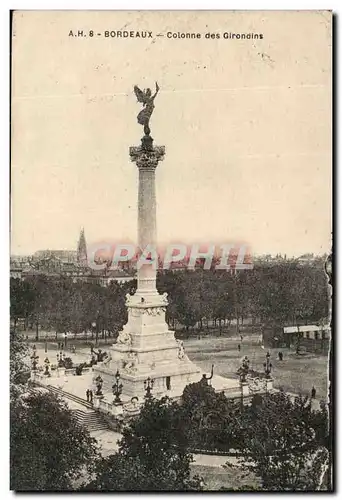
[129,145,165,171]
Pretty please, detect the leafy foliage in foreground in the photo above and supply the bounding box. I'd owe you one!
[233,391,331,491]
[10,311,331,492]
[180,380,244,451]
[10,329,29,386]
[10,389,99,491]
[83,397,202,491]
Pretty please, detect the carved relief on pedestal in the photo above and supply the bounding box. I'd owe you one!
[127,305,166,318]
[123,396,142,415]
[144,306,166,317]
[129,307,142,318]
[160,292,168,305]
[123,351,138,374]
[245,375,268,394]
[177,340,185,360]
[102,352,112,366]
[116,329,132,346]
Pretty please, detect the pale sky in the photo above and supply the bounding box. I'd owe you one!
[11,10,332,256]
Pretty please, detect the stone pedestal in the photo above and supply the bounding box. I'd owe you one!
[93,137,201,400]
[93,395,104,409]
[30,370,40,384]
[265,378,274,392]
[244,376,274,398]
[240,382,249,397]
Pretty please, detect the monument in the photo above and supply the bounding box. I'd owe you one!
[93,83,201,399]
[30,83,273,407]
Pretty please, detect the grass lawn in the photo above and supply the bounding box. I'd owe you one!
[184,337,329,399]
[191,464,260,491]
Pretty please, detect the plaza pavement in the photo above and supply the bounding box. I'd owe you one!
[27,341,326,465]
[90,429,122,457]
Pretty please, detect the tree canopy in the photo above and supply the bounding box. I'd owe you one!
[10,325,99,491]
[235,391,330,491]
[83,397,201,491]
[11,259,329,340]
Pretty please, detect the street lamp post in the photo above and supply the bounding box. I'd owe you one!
[239,372,244,413]
[95,375,103,396]
[96,310,100,346]
[238,356,250,382]
[144,377,154,399]
[35,312,39,342]
[44,357,50,376]
[263,351,272,379]
[263,351,272,397]
[112,369,123,405]
[30,349,39,371]
[238,356,250,412]
[57,351,65,367]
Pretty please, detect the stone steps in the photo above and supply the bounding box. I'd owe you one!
[47,385,109,432]
[47,385,94,409]
[71,409,109,432]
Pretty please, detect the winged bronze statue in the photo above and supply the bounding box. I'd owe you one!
[134,82,160,136]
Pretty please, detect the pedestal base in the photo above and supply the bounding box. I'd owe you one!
[93,291,201,399]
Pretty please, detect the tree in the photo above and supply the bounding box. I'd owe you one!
[180,381,244,451]
[211,271,234,335]
[237,391,330,491]
[10,390,99,491]
[10,278,36,330]
[10,328,29,387]
[10,329,99,491]
[84,397,201,491]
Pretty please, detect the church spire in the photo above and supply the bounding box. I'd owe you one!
[77,227,88,267]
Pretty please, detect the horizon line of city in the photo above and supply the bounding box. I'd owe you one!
[10,249,330,259]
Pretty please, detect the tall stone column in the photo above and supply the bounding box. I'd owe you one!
[90,85,251,402]
[92,88,201,399]
[130,143,165,298]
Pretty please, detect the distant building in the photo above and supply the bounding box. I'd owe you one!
[10,255,31,279]
[10,229,135,287]
[283,324,331,354]
[10,263,23,280]
[283,324,331,341]
[33,249,77,263]
[77,228,88,267]
[262,322,330,355]
[296,253,317,265]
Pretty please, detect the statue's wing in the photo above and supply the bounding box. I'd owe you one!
[134,85,146,103]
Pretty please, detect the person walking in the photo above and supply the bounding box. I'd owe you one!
[86,389,90,402]
[238,343,241,352]
[311,386,317,399]
[89,390,93,404]
[278,351,283,361]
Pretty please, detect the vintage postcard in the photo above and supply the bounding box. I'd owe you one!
[10,10,332,491]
